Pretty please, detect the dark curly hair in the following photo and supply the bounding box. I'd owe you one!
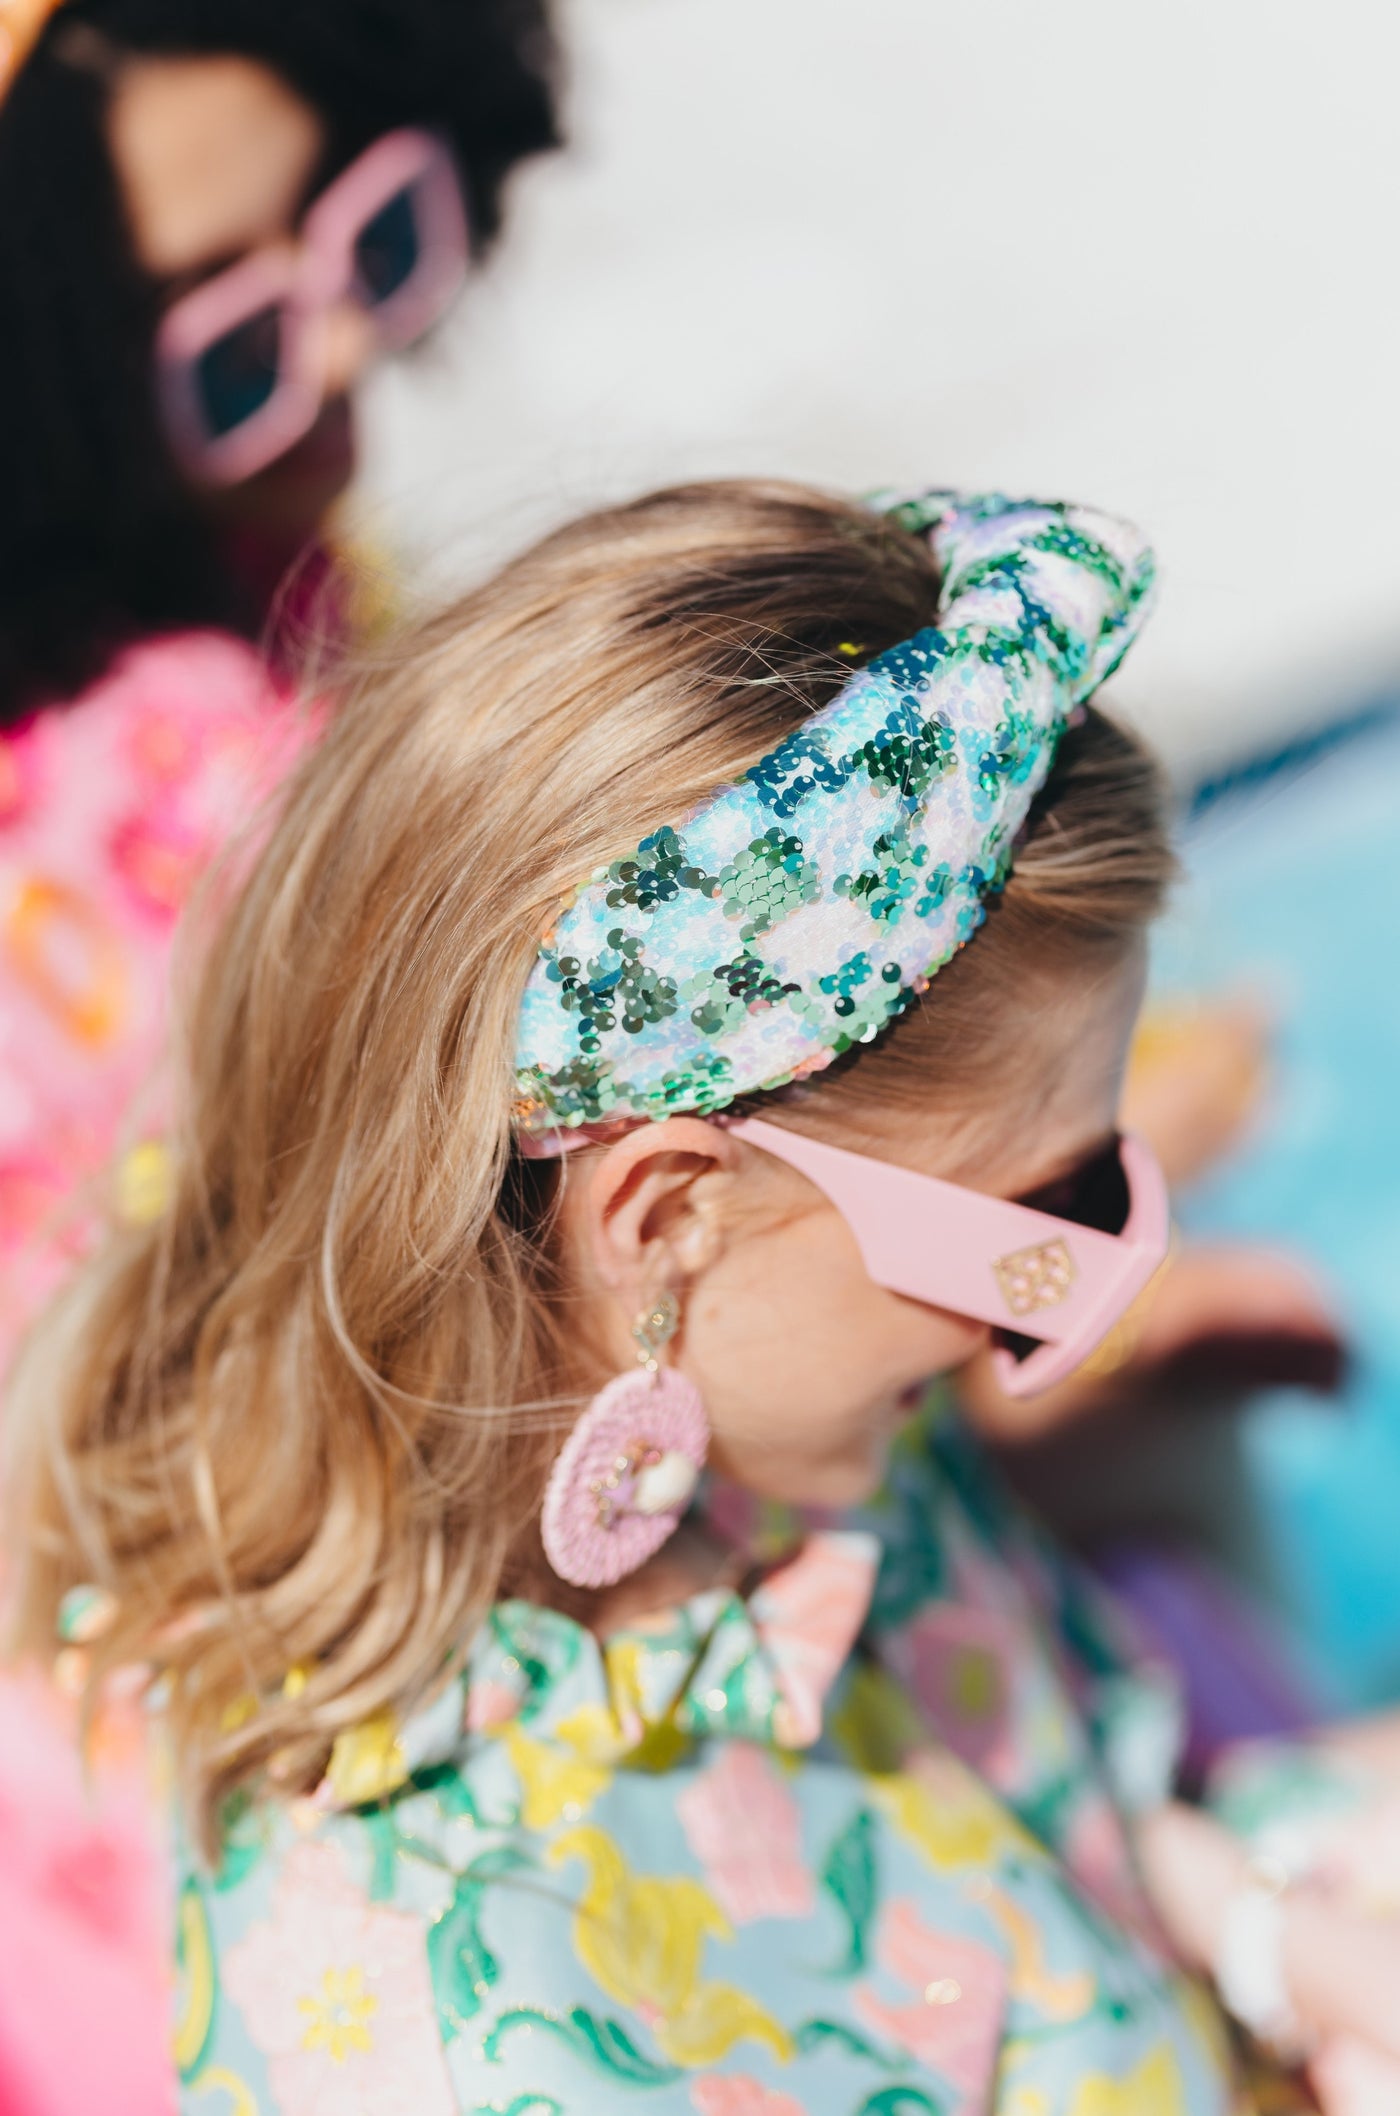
[0,0,559,724]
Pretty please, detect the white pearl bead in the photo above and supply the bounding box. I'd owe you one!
[632,1450,700,1517]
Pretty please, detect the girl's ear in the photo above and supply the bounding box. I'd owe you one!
[582,1118,743,1301]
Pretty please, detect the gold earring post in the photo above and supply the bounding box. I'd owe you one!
[631,1289,680,1374]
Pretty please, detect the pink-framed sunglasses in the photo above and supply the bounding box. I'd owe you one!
[727,1118,1171,1397]
[156,128,469,486]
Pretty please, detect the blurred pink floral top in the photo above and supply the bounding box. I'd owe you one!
[0,631,308,2116]
[0,630,309,1371]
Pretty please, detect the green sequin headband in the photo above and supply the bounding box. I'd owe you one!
[513,489,1155,1134]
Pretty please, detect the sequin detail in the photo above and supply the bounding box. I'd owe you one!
[514,491,1155,1130]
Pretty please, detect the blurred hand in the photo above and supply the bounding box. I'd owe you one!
[1136,1803,1400,2104]
[1310,2034,1400,2116]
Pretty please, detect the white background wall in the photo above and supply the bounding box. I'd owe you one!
[361,0,1400,774]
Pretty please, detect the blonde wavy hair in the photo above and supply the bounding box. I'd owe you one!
[5,481,1173,1849]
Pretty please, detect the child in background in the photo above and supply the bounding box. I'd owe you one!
[10,482,1395,2112]
[0,0,557,1364]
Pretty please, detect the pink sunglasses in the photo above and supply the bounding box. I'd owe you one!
[156,129,470,486]
[727,1118,1171,1397]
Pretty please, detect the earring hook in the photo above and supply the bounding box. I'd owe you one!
[631,1289,680,1375]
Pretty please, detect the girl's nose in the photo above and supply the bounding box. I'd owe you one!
[320,300,376,397]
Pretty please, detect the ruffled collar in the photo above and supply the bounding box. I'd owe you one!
[319,1530,880,1812]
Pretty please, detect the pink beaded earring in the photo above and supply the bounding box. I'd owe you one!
[541,1291,710,1589]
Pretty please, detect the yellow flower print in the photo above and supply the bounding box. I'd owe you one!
[601,1635,650,1733]
[326,1707,409,1806]
[222,1837,457,2114]
[1173,1974,1235,2080]
[550,1825,793,2069]
[833,1665,1035,1879]
[660,1986,793,2072]
[981,1884,1096,2024]
[830,1660,927,1774]
[552,1702,632,1762]
[555,1637,690,1774]
[298,1964,378,2062]
[1066,2043,1189,2116]
[173,1880,215,2079]
[870,1751,1031,1873]
[499,1638,671,1826]
[184,2068,260,2116]
[502,1721,615,1829]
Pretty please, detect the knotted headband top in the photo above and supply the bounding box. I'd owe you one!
[513,490,1155,1136]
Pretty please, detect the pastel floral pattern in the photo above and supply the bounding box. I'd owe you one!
[549,1826,793,2069]
[1065,2045,1190,2116]
[885,1604,1017,1778]
[743,1531,878,1746]
[690,2079,810,2116]
[675,1745,814,1925]
[853,1899,1006,2104]
[176,1405,1243,2114]
[222,1838,456,2116]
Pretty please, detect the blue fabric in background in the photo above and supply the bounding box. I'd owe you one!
[1154,704,1400,1711]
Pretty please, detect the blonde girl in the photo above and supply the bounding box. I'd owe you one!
[11,482,1396,2114]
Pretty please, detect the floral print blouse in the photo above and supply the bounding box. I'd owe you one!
[174,1410,1248,2116]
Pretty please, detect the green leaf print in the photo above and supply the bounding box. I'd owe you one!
[1016,1769,1079,1858]
[819,1806,878,1975]
[794,2018,901,2069]
[363,1807,401,1902]
[855,2091,946,2116]
[489,1602,582,1720]
[464,1842,536,1883]
[213,1784,275,1894]
[429,1875,501,2037]
[415,1759,485,1820]
[484,2006,684,2087]
[470,2098,565,2116]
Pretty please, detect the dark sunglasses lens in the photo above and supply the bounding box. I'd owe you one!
[996,1140,1131,1369]
[353,184,423,308]
[1017,1138,1130,1237]
[194,305,282,439]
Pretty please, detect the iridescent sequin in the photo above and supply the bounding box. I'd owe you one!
[515,491,1155,1131]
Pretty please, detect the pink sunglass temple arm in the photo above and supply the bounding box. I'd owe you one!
[726,1116,1169,1354]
